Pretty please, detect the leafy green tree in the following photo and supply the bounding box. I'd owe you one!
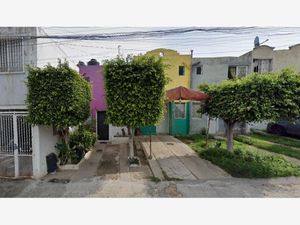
[103,55,167,157]
[199,69,300,152]
[26,60,92,144]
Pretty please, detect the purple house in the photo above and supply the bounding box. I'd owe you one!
[78,59,109,140]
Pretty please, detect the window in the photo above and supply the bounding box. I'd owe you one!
[174,103,186,118]
[179,66,185,76]
[192,102,201,118]
[228,65,248,79]
[253,59,272,73]
[196,66,202,75]
[0,38,24,73]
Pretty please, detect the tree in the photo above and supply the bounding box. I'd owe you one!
[198,69,300,152]
[103,55,167,157]
[26,60,92,144]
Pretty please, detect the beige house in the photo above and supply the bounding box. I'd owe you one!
[191,43,300,134]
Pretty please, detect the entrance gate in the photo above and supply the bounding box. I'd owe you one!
[0,112,33,177]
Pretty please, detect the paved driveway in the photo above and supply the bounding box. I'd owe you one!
[136,135,230,180]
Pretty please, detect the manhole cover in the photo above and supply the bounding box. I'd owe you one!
[166,142,174,145]
[48,178,70,184]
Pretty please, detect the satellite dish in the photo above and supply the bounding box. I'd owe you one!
[254,36,260,47]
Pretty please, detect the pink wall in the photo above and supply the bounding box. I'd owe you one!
[78,64,107,119]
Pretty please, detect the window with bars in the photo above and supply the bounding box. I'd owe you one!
[0,38,24,73]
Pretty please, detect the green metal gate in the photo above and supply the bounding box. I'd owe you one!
[169,102,190,135]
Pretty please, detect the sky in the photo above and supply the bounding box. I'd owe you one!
[37,27,300,69]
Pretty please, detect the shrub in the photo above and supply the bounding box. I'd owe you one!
[70,125,97,151]
[55,143,77,165]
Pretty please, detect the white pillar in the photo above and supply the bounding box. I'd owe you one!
[13,115,19,177]
[32,126,42,179]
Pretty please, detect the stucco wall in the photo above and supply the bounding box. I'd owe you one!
[78,64,107,118]
[32,126,59,178]
[0,27,37,107]
[156,105,169,134]
[190,56,251,134]
[146,48,191,90]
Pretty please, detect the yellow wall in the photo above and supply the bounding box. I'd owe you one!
[146,48,191,90]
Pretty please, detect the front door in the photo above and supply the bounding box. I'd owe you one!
[97,111,109,140]
[169,102,190,135]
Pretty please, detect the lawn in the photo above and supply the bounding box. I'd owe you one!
[176,134,300,178]
[250,130,300,148]
[235,135,300,160]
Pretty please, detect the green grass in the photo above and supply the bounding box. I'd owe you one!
[250,131,300,148]
[235,135,300,160]
[177,134,300,178]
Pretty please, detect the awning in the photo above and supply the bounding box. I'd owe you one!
[166,86,209,101]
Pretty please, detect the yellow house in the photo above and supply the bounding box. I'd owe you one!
[145,48,191,90]
[144,48,192,135]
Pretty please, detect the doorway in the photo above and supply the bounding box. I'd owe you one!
[96,111,109,141]
[169,102,190,135]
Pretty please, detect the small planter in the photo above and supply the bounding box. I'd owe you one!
[58,150,92,171]
[128,156,141,167]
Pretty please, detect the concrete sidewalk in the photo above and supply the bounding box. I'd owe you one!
[136,135,230,180]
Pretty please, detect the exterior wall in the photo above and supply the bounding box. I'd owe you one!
[146,48,191,90]
[252,44,300,72]
[0,27,37,108]
[78,64,106,118]
[146,49,192,134]
[32,126,59,178]
[109,125,127,139]
[190,55,251,134]
[157,105,169,134]
[249,44,300,130]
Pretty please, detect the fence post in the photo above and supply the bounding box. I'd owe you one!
[13,115,19,178]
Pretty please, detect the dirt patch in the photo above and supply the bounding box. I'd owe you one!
[97,145,120,176]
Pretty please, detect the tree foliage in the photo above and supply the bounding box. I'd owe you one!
[199,68,300,152]
[26,60,92,130]
[103,55,167,128]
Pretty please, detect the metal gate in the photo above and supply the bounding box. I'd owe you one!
[0,112,33,177]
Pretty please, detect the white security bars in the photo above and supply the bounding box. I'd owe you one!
[0,38,24,73]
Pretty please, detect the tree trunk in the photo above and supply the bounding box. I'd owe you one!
[59,127,70,145]
[225,122,235,153]
[127,126,135,158]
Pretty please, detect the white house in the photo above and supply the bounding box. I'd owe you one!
[0,27,59,178]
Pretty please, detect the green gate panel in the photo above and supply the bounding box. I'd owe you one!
[140,125,157,135]
[169,102,190,135]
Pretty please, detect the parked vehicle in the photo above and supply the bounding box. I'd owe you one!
[267,118,300,137]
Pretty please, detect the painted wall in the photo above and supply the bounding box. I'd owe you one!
[190,55,251,134]
[0,27,37,108]
[146,48,191,90]
[32,126,59,178]
[145,49,192,134]
[78,64,107,118]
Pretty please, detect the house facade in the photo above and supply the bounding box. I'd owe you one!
[145,48,192,135]
[0,27,58,178]
[190,43,300,134]
[78,59,128,142]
